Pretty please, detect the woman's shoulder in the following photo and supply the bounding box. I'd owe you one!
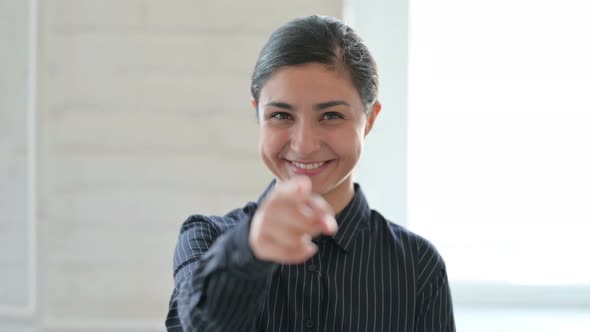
[179,201,259,235]
[370,209,446,266]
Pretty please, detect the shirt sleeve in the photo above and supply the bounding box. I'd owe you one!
[165,207,278,332]
[414,239,456,332]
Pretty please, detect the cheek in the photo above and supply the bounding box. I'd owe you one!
[328,125,365,157]
[351,119,368,155]
[350,134,365,158]
[259,126,286,156]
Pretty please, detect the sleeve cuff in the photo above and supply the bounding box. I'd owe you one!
[223,216,278,279]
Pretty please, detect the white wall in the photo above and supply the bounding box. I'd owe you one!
[0,0,36,326]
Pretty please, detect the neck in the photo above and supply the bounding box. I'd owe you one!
[322,176,355,215]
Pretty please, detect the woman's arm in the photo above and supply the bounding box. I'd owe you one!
[414,239,456,332]
[166,205,277,332]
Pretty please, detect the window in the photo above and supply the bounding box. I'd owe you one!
[408,0,590,296]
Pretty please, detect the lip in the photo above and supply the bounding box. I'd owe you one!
[285,159,333,176]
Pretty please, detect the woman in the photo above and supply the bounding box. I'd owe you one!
[166,15,455,332]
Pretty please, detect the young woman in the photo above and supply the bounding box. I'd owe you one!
[166,15,455,332]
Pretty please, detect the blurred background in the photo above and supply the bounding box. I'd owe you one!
[1,0,588,331]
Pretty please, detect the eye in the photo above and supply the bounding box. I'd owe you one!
[270,112,293,121]
[322,112,344,120]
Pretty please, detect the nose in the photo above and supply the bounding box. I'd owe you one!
[290,119,321,156]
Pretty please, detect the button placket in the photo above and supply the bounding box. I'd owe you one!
[304,244,322,332]
[307,245,322,275]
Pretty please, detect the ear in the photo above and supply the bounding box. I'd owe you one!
[364,101,382,136]
[251,98,260,122]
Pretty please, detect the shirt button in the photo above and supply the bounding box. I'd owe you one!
[307,264,317,272]
[305,320,314,328]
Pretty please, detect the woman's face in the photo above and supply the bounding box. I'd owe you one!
[255,62,380,201]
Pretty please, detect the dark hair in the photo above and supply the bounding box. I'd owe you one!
[250,15,379,113]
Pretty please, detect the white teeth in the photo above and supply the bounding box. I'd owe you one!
[291,161,325,170]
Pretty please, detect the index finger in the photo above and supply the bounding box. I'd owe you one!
[305,195,338,235]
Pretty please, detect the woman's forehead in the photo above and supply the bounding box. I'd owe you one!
[258,63,362,106]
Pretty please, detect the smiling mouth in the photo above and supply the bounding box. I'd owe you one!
[285,159,333,175]
[289,160,327,169]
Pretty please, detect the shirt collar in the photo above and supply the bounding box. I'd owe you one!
[257,179,277,204]
[331,183,371,252]
[258,180,371,253]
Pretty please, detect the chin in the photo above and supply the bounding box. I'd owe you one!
[309,181,327,194]
[311,177,344,195]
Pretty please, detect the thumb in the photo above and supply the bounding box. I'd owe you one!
[291,176,312,196]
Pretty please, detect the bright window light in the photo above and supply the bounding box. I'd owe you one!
[408,0,590,285]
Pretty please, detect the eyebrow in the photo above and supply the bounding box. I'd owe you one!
[264,102,294,110]
[263,100,351,111]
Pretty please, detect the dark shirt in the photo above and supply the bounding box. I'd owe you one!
[166,182,455,331]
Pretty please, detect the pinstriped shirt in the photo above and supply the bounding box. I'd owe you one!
[166,182,455,331]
